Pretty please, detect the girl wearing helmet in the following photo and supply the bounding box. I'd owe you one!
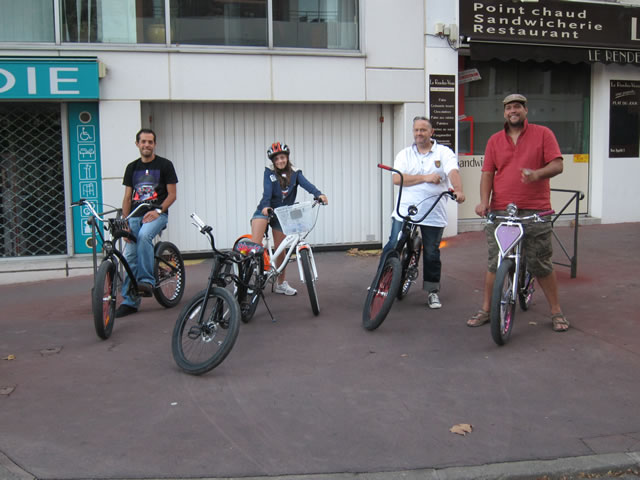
[251,142,328,296]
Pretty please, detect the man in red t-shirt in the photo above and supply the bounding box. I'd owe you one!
[467,94,569,332]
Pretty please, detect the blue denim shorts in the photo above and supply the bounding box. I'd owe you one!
[251,209,283,232]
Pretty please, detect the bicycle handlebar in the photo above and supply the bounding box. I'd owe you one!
[377,163,455,224]
[487,209,555,223]
[71,198,151,222]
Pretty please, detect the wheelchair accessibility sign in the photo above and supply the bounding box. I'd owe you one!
[77,125,95,143]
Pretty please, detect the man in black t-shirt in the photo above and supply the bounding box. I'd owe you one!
[116,128,178,318]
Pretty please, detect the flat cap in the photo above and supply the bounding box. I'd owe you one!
[503,93,527,105]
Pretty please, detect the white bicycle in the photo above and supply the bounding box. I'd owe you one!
[230,199,325,321]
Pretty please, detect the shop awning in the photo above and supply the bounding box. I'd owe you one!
[469,41,640,67]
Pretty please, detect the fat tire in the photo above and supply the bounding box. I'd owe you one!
[93,260,118,340]
[362,256,402,331]
[171,287,240,375]
[491,258,516,346]
[153,241,186,308]
[518,258,535,311]
[300,248,320,316]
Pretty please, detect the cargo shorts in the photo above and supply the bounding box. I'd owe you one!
[485,210,554,277]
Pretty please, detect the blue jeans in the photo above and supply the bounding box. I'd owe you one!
[121,214,168,307]
[381,219,444,293]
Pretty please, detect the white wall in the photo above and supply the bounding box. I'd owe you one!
[98,100,142,209]
[590,63,640,223]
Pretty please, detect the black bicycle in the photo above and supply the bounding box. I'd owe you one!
[171,212,255,375]
[362,164,455,331]
[71,198,186,340]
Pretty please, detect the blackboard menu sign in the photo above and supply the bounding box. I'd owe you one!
[610,80,640,158]
[429,75,456,151]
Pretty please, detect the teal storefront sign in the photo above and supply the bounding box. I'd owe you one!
[69,103,104,254]
[0,57,99,99]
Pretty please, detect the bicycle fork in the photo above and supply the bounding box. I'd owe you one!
[295,242,318,283]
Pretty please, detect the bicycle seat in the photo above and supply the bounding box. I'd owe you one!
[234,239,264,256]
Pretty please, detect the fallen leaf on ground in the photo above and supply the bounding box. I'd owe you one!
[3,355,15,361]
[529,321,537,326]
[346,248,381,257]
[450,423,473,436]
[0,386,16,395]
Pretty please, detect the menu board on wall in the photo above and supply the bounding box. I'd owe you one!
[429,75,456,151]
[610,80,640,158]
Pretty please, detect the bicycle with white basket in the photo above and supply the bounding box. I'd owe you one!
[231,198,325,321]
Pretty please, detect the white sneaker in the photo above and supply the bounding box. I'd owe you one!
[274,281,297,296]
[427,292,442,309]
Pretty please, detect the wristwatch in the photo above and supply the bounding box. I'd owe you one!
[155,208,163,215]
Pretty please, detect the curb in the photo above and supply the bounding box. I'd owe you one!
[0,451,34,480]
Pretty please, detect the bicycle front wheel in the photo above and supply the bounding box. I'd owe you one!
[153,241,186,308]
[300,248,319,316]
[93,259,118,340]
[518,257,535,311]
[490,258,516,346]
[362,256,402,331]
[171,287,240,375]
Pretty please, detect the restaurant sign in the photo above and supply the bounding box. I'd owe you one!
[461,0,640,65]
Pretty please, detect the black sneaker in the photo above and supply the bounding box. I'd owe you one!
[137,282,153,297]
[115,304,138,318]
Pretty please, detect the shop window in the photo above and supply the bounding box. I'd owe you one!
[273,0,359,49]
[170,0,267,46]
[61,0,166,44]
[0,0,54,42]
[461,59,590,155]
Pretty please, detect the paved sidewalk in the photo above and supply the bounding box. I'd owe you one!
[1,223,639,480]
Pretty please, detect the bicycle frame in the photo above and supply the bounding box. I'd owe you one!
[264,232,318,284]
[376,164,455,280]
[73,198,153,294]
[494,220,525,304]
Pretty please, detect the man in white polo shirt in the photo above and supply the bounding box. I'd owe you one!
[381,116,465,309]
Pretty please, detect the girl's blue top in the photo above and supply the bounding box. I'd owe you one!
[257,165,322,211]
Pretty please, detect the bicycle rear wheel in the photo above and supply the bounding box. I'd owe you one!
[397,248,420,300]
[93,259,118,340]
[518,257,535,311]
[490,258,516,346]
[300,248,320,316]
[171,287,240,375]
[153,241,186,308]
[362,256,402,331]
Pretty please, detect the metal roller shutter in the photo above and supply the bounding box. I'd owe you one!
[142,102,384,253]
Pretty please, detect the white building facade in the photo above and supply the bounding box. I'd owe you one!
[1,0,639,280]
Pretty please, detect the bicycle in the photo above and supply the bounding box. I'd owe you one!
[70,198,186,340]
[232,199,325,322]
[171,213,243,375]
[363,164,456,331]
[487,203,554,346]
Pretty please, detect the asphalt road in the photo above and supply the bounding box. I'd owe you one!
[1,224,639,480]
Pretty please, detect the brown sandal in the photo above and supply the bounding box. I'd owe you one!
[467,309,489,327]
[551,313,570,332]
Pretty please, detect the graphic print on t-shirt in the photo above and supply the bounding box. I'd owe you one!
[132,168,160,203]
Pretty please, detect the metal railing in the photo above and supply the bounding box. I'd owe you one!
[549,188,585,278]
